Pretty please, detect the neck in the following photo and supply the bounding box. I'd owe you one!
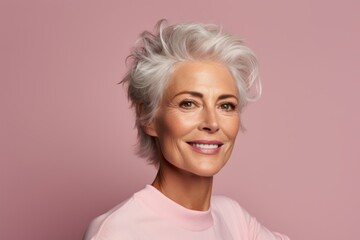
[152,159,213,211]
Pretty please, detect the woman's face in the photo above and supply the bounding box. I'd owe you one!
[145,61,240,177]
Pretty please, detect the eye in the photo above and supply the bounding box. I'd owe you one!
[179,100,197,109]
[219,102,237,111]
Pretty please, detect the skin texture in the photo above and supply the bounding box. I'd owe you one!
[144,61,240,211]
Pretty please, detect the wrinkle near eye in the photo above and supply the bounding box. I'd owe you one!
[165,100,179,108]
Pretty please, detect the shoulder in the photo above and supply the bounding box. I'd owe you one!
[211,195,252,224]
[83,193,145,240]
[211,195,290,240]
[211,195,250,217]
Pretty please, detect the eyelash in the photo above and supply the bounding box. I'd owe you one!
[179,100,197,109]
[219,102,237,111]
[179,100,237,111]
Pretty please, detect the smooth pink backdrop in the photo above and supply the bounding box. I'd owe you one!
[1,0,359,239]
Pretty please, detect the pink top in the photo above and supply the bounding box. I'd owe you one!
[84,185,289,240]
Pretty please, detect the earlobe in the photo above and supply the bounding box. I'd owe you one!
[143,121,158,137]
[137,103,158,137]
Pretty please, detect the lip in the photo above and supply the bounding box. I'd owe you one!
[186,140,223,155]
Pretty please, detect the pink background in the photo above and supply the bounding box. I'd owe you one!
[1,0,359,239]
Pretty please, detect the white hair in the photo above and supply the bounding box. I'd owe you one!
[121,19,261,165]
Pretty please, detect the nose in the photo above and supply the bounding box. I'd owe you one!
[199,107,220,133]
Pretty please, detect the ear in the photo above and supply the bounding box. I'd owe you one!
[143,120,158,137]
[137,103,158,137]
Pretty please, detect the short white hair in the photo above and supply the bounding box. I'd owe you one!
[121,19,261,165]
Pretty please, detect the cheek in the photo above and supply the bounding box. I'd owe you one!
[222,116,240,139]
[155,114,187,144]
[159,111,200,138]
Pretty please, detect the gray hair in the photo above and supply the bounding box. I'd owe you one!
[121,19,261,165]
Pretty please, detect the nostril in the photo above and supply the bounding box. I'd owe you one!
[202,126,219,133]
[199,109,220,132]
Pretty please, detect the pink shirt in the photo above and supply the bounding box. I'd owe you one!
[84,185,289,240]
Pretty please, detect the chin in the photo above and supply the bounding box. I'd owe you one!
[187,165,224,178]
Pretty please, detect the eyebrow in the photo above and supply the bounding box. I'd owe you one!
[173,91,238,101]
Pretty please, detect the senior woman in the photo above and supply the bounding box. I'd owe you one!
[84,20,289,239]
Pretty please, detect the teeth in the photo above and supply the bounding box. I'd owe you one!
[191,143,219,149]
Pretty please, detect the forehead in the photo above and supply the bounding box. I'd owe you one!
[165,61,238,96]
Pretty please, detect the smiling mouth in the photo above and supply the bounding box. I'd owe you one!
[187,141,223,154]
[188,143,222,149]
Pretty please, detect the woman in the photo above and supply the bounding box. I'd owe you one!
[84,20,289,240]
